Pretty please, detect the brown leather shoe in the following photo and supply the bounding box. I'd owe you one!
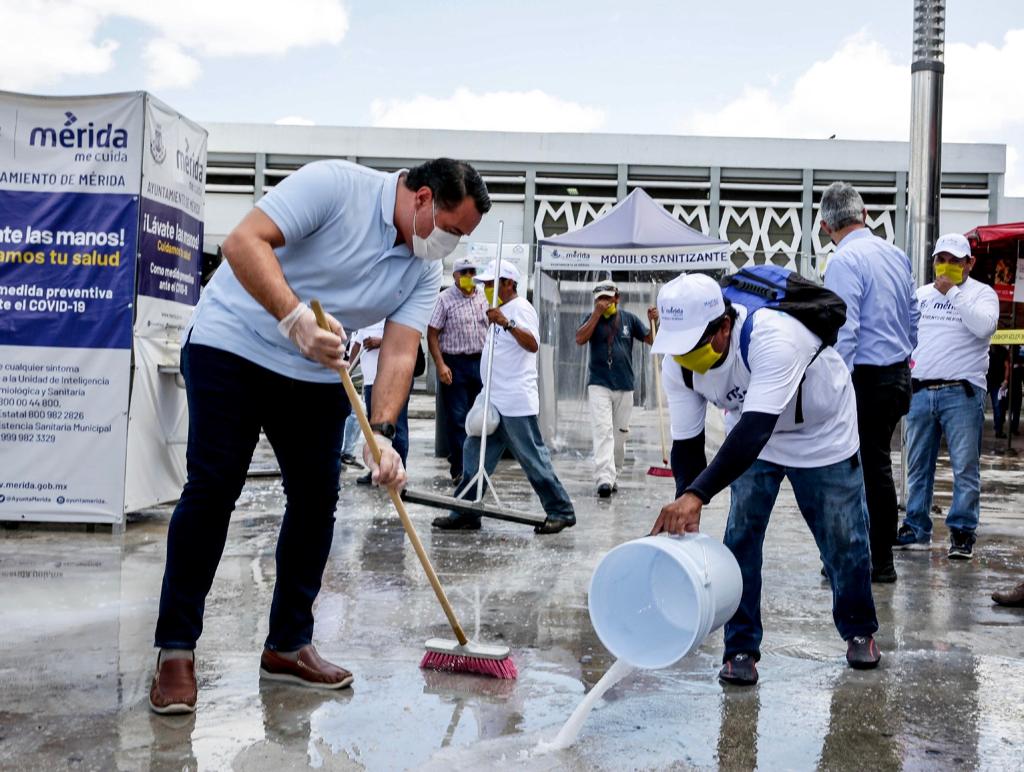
[992,580,1024,607]
[259,645,354,690]
[149,652,197,714]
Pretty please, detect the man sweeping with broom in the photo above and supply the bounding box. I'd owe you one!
[149,158,491,714]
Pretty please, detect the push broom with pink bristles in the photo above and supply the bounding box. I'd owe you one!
[311,301,516,680]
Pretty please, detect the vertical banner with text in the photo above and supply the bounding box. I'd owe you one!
[0,92,143,523]
[124,97,207,511]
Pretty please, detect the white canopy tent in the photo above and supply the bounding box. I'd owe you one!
[538,187,732,273]
[534,188,730,456]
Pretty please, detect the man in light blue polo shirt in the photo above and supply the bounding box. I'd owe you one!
[822,181,919,584]
[149,158,490,715]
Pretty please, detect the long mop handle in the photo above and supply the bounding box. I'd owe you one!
[311,301,468,646]
[650,312,670,466]
[473,220,504,503]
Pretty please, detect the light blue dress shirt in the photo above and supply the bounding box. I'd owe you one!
[824,228,920,370]
[187,160,442,382]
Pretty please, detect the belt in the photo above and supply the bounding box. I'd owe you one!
[853,359,910,372]
[912,379,975,397]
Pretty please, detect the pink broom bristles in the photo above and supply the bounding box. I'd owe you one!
[647,465,674,477]
[420,651,518,680]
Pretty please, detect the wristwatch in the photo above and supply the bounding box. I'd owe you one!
[370,422,398,440]
[504,319,517,331]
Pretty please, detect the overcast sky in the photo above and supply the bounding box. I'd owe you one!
[3,1,1023,193]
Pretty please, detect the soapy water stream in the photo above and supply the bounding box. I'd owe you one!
[534,659,636,753]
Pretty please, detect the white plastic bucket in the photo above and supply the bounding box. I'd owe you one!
[465,399,500,437]
[587,533,742,669]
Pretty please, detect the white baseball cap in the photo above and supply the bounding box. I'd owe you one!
[592,281,619,299]
[651,274,727,355]
[453,257,476,272]
[932,233,972,259]
[474,260,521,284]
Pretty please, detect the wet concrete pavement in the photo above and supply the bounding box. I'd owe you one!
[2,402,1023,771]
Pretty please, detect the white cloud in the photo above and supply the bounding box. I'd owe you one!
[681,32,909,140]
[945,30,1024,195]
[678,30,1024,196]
[0,0,349,90]
[143,39,202,90]
[0,1,118,90]
[275,116,317,126]
[98,0,349,57]
[370,88,606,133]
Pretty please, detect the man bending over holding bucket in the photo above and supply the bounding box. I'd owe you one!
[648,273,879,686]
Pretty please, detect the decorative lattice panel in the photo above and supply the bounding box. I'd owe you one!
[534,199,613,240]
[664,203,710,236]
[812,209,895,277]
[718,205,802,271]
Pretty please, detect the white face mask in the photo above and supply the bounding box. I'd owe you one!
[412,201,461,261]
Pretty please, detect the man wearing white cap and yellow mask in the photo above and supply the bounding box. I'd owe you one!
[649,272,879,686]
[896,233,998,559]
[575,281,657,497]
[431,259,576,535]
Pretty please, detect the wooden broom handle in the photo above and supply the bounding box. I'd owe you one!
[310,301,468,646]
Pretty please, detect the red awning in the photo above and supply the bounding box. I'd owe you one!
[966,222,1024,249]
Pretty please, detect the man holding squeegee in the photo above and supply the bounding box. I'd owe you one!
[431,260,577,535]
[648,272,880,687]
[149,158,490,714]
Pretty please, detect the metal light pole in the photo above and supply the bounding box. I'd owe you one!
[901,0,946,507]
[907,0,946,283]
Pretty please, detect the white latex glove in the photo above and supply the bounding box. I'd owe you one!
[363,435,407,491]
[278,303,346,370]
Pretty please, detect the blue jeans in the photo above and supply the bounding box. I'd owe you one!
[363,383,410,465]
[155,342,348,651]
[723,456,877,660]
[341,412,360,456]
[453,414,575,520]
[905,385,985,537]
[988,383,1007,434]
[439,353,483,478]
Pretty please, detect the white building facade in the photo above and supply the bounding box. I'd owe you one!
[201,123,1013,279]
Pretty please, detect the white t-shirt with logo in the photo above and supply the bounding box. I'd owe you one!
[480,297,540,417]
[355,320,386,387]
[911,278,999,389]
[662,305,859,468]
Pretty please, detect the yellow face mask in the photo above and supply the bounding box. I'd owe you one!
[934,263,964,284]
[673,343,722,374]
[602,303,617,319]
[484,285,502,307]
[458,275,475,292]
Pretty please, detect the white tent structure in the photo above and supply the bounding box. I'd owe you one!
[538,187,732,273]
[534,188,730,456]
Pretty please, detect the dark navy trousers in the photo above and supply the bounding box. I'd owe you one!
[154,342,349,652]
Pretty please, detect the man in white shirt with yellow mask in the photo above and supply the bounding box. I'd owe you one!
[897,233,999,559]
[650,273,880,686]
[431,260,576,535]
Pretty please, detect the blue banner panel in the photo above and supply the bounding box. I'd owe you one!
[137,196,201,306]
[0,190,138,349]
